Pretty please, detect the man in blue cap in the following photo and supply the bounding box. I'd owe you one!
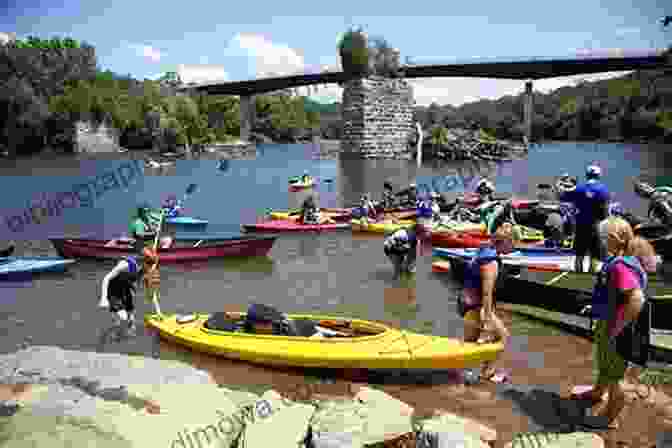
[558,164,610,273]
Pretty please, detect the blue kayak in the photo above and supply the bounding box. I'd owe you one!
[165,216,209,226]
[0,256,76,279]
[433,246,575,259]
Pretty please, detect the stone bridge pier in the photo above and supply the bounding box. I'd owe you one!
[524,80,533,144]
[239,95,256,143]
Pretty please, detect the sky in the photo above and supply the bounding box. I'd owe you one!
[2,0,671,106]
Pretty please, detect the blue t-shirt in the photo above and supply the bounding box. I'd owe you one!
[560,180,610,226]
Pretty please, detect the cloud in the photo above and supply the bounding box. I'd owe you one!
[128,43,162,63]
[228,33,306,77]
[177,64,229,84]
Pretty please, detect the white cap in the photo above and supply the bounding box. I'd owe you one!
[586,165,601,177]
[410,183,416,188]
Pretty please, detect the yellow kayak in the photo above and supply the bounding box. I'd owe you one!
[351,218,415,234]
[144,312,504,369]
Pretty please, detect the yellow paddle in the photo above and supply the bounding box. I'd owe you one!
[149,208,165,318]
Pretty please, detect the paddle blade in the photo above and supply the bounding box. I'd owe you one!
[185,183,198,196]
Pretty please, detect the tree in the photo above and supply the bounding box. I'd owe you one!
[430,126,449,153]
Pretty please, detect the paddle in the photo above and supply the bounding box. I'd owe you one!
[148,208,165,318]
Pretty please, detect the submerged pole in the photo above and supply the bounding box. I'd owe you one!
[416,122,423,167]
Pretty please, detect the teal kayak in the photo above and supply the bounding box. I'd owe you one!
[165,216,209,226]
[0,257,75,279]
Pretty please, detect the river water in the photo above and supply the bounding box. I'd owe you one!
[1,141,671,446]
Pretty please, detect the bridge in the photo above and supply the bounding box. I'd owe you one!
[179,51,671,145]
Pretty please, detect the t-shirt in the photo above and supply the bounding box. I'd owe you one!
[608,262,644,337]
[560,180,610,226]
[129,218,149,237]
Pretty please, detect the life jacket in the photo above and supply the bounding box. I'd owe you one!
[108,256,141,298]
[462,247,500,310]
[384,228,417,251]
[417,200,434,219]
[591,255,647,320]
[163,206,180,218]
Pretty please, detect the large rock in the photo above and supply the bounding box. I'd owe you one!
[310,386,413,448]
[416,411,496,448]
[504,432,604,448]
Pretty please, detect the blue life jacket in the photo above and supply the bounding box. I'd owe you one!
[463,247,500,293]
[125,256,139,274]
[352,207,365,219]
[591,255,647,320]
[417,200,434,219]
[163,206,180,218]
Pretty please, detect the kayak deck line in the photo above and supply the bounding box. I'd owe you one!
[545,271,570,286]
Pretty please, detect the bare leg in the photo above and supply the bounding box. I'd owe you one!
[594,383,625,428]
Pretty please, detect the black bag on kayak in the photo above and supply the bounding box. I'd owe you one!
[615,300,651,367]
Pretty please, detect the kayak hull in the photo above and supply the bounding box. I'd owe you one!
[0,257,75,279]
[432,247,591,274]
[351,219,415,234]
[242,219,351,232]
[49,237,276,263]
[165,216,209,227]
[144,313,504,370]
[501,268,672,330]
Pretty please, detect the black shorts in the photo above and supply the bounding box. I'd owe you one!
[384,246,407,258]
[108,294,135,313]
[573,223,604,258]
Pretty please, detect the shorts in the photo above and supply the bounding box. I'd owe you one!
[573,223,604,259]
[108,294,134,313]
[594,320,628,386]
[384,246,406,258]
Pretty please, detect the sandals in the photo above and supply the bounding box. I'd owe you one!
[482,367,510,384]
[570,385,607,405]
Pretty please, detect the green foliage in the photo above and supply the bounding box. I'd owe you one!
[12,36,80,50]
[337,27,401,78]
[430,126,449,147]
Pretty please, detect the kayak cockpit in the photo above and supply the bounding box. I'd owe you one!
[200,312,383,339]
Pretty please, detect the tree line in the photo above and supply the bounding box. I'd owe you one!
[414,65,672,143]
[0,37,323,156]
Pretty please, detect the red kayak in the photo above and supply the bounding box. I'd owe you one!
[242,219,351,232]
[49,237,276,263]
[431,230,545,249]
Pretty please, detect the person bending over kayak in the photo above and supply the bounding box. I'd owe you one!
[129,204,172,252]
[459,222,513,384]
[98,256,143,336]
[161,195,183,218]
[384,225,417,279]
[559,165,610,273]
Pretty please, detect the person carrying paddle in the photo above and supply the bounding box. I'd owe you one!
[459,222,514,384]
[571,216,658,429]
[129,204,172,252]
[98,256,143,336]
[558,165,610,273]
[384,225,417,279]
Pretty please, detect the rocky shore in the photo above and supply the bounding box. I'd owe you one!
[0,346,617,447]
[423,128,527,162]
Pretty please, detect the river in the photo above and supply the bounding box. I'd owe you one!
[1,140,671,446]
